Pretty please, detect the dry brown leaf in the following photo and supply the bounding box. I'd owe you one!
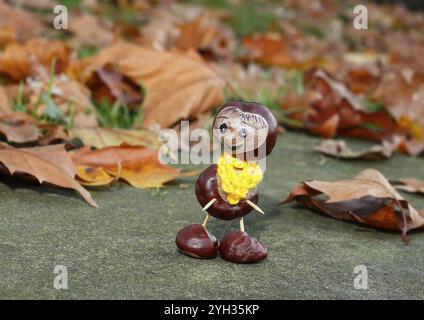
[176,13,235,59]
[86,63,143,107]
[0,39,70,82]
[0,86,12,116]
[72,145,199,188]
[315,139,393,160]
[373,67,424,141]
[0,0,46,41]
[71,42,225,128]
[215,62,288,104]
[69,13,114,47]
[0,144,97,207]
[242,33,297,68]
[76,165,115,187]
[282,168,424,243]
[70,127,160,149]
[37,124,70,146]
[0,115,41,143]
[281,68,397,141]
[391,178,424,195]
[16,0,57,9]
[27,68,97,128]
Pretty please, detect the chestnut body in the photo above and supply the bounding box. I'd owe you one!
[195,165,258,220]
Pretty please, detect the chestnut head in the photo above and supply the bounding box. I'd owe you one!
[212,101,277,160]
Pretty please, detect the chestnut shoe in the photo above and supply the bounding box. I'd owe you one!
[219,231,267,263]
[176,224,218,259]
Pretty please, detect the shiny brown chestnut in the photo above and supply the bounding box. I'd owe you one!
[219,231,267,263]
[212,101,278,160]
[175,224,218,259]
[195,165,259,220]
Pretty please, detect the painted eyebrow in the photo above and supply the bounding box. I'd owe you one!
[241,120,257,128]
[216,115,229,119]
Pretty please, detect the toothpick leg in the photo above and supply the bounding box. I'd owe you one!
[246,200,265,215]
[240,217,245,232]
[202,214,211,227]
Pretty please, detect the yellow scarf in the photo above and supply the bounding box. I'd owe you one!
[217,154,263,205]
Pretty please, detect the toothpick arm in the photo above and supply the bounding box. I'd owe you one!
[202,198,217,211]
[246,200,265,215]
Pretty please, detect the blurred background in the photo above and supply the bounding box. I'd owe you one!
[0,0,423,157]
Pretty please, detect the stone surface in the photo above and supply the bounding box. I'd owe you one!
[0,131,424,299]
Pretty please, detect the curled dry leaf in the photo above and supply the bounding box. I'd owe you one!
[0,144,97,207]
[373,66,424,142]
[70,127,160,149]
[69,13,114,47]
[71,42,225,128]
[315,139,394,160]
[86,63,143,107]
[391,179,424,195]
[76,165,115,187]
[382,134,424,156]
[72,145,199,188]
[215,62,288,104]
[0,112,41,143]
[0,39,70,82]
[37,124,70,146]
[281,68,396,141]
[176,13,236,59]
[282,168,424,243]
[242,33,323,68]
[242,33,297,68]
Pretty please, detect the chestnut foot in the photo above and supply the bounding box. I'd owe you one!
[219,231,267,264]
[176,224,218,259]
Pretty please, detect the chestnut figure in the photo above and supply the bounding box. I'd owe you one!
[176,101,277,264]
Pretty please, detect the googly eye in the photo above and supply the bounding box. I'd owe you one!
[219,123,228,133]
[239,128,248,139]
